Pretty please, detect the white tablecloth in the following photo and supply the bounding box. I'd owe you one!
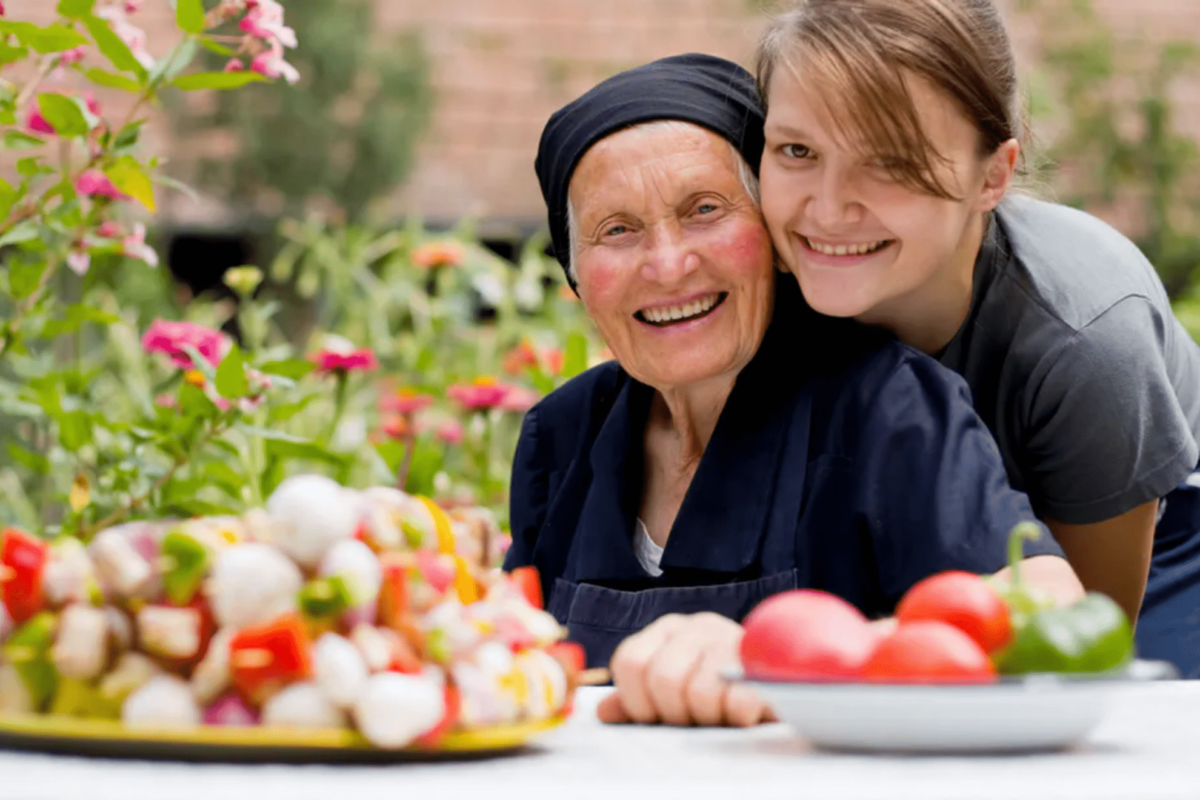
[2,684,1200,800]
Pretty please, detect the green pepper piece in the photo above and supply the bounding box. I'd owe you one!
[996,592,1133,675]
[2,612,59,711]
[161,531,209,606]
[49,677,116,718]
[298,576,352,619]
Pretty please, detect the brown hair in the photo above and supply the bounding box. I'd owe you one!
[756,0,1027,200]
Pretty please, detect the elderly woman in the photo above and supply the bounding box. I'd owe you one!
[504,54,1083,727]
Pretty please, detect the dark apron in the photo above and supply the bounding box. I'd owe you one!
[544,392,813,671]
[1137,468,1200,678]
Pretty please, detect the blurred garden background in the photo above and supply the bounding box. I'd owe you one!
[2,0,1200,549]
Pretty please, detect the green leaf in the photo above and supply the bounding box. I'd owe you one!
[151,172,199,202]
[0,178,16,221]
[82,14,147,79]
[269,394,319,422]
[175,0,205,34]
[112,120,144,151]
[0,42,29,66]
[8,443,50,474]
[374,441,405,473]
[57,410,93,452]
[160,498,240,518]
[235,425,307,444]
[36,93,89,137]
[0,22,89,54]
[562,332,588,379]
[0,222,40,250]
[198,38,235,57]
[170,71,266,91]
[41,304,120,338]
[178,382,218,419]
[57,0,96,17]
[526,364,555,394]
[260,358,316,380]
[84,67,141,93]
[105,156,154,212]
[202,460,247,500]
[265,439,352,468]
[215,343,248,399]
[4,131,46,149]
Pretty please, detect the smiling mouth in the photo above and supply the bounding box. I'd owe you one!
[634,293,727,327]
[801,235,893,257]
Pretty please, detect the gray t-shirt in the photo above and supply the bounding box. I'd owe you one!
[938,195,1200,525]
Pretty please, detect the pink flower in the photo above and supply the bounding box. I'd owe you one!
[142,319,230,369]
[59,46,86,65]
[26,108,54,135]
[155,393,177,409]
[122,223,158,267]
[240,0,297,49]
[95,220,122,238]
[0,3,6,15]
[311,347,378,375]
[224,58,244,72]
[412,242,464,270]
[379,388,434,415]
[124,0,142,12]
[499,386,540,413]
[66,247,90,277]
[435,420,464,445]
[95,7,154,69]
[75,169,127,200]
[250,43,299,84]
[446,377,519,411]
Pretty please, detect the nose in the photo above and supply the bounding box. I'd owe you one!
[808,163,863,231]
[640,223,700,285]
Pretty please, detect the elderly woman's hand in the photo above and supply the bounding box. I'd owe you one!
[595,612,775,727]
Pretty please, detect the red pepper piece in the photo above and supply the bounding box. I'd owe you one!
[387,633,424,675]
[229,614,312,705]
[508,566,543,610]
[415,684,460,749]
[377,555,411,630]
[1,528,49,625]
[547,641,586,675]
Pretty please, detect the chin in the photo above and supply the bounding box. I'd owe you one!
[792,274,876,320]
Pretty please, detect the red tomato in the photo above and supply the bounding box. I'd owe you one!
[0,528,48,625]
[739,590,878,681]
[895,571,1012,654]
[862,621,996,683]
[508,566,543,610]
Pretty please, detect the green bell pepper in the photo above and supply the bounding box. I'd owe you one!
[995,592,1133,674]
[161,531,209,606]
[298,576,352,619]
[2,612,59,711]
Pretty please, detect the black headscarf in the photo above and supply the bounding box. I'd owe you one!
[534,53,766,289]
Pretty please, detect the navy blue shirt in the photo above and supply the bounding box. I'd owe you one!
[505,279,1063,660]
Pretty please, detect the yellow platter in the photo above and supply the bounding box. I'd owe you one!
[0,712,568,763]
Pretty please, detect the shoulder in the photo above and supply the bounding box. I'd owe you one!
[995,195,1168,331]
[518,360,626,467]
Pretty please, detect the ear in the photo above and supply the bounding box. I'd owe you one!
[977,139,1019,213]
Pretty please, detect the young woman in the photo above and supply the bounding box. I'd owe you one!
[756,0,1200,677]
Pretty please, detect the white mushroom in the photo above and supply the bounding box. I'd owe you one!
[349,623,402,673]
[191,627,235,705]
[89,526,155,600]
[122,675,201,728]
[99,652,161,707]
[313,632,368,710]
[264,474,360,568]
[43,538,98,607]
[515,649,568,721]
[353,672,445,749]
[136,605,203,661]
[51,604,109,681]
[261,682,346,730]
[453,641,521,727]
[207,543,302,630]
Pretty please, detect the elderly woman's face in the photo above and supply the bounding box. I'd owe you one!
[569,123,775,392]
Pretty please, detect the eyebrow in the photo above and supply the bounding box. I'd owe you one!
[763,122,811,139]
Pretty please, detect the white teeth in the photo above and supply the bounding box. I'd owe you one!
[807,238,887,257]
[642,294,720,324]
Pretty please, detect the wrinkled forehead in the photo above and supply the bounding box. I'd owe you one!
[568,122,741,214]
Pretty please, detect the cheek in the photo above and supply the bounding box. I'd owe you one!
[705,221,773,282]
[576,255,625,309]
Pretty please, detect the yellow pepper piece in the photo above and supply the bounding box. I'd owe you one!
[453,554,480,604]
[416,496,456,556]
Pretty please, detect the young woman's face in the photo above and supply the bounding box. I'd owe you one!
[760,67,1008,328]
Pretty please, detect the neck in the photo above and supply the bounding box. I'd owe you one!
[649,373,737,464]
[859,212,987,355]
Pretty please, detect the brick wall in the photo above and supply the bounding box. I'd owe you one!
[5,0,1200,232]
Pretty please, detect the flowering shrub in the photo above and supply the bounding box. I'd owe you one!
[0,2,606,552]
